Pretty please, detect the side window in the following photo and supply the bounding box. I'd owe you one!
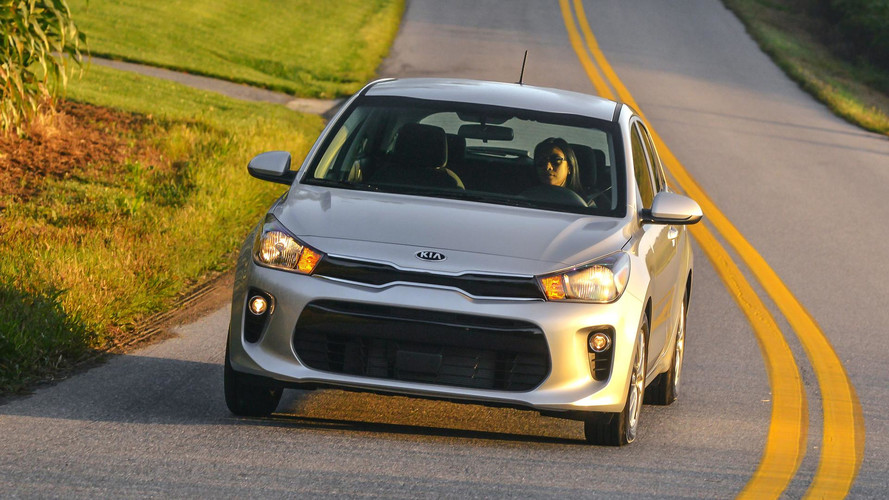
[630,124,655,209]
[313,106,372,180]
[313,123,351,180]
[638,123,667,192]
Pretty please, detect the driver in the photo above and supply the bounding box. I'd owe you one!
[534,138,583,194]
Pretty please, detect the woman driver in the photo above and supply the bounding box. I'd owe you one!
[533,137,583,194]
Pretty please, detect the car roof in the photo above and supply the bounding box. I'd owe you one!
[364,78,620,122]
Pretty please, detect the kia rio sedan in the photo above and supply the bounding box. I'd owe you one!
[225,78,702,446]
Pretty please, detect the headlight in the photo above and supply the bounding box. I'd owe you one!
[253,215,324,274]
[537,252,630,303]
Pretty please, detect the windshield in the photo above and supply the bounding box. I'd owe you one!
[302,96,626,217]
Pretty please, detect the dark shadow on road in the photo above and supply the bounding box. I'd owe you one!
[0,353,586,446]
[237,411,585,446]
[648,102,886,142]
[652,116,889,159]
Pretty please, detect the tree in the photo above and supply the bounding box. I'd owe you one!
[1,0,86,135]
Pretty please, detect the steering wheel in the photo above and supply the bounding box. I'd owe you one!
[586,185,612,207]
[519,184,588,208]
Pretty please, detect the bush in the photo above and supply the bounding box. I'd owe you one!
[821,0,889,69]
[0,0,86,135]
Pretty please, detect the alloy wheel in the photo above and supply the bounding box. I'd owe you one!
[673,301,686,398]
[626,331,646,442]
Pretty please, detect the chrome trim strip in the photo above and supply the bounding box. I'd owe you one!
[315,275,544,302]
[324,252,537,280]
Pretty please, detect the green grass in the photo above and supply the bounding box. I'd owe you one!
[0,64,325,393]
[2,0,404,394]
[723,0,889,135]
[68,0,405,98]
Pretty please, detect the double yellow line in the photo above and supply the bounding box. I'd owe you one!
[560,0,864,497]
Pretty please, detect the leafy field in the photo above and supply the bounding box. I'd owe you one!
[68,0,404,98]
[723,0,889,135]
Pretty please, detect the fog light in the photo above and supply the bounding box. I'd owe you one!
[248,296,268,315]
[589,332,611,352]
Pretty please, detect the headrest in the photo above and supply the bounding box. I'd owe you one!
[446,133,466,162]
[394,123,448,169]
[570,143,598,191]
[591,149,606,169]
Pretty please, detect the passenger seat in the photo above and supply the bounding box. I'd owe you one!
[371,124,464,189]
[571,143,612,208]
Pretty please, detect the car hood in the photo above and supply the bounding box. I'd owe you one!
[273,185,632,276]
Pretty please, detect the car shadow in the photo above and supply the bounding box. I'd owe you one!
[0,352,585,446]
[242,412,583,446]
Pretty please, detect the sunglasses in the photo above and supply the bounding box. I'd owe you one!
[537,154,567,168]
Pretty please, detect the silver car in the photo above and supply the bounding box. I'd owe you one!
[225,78,702,446]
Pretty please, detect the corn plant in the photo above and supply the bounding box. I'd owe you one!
[0,0,86,135]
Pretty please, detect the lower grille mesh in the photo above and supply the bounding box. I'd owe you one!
[292,300,550,391]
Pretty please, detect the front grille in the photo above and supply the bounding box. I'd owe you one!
[313,256,544,299]
[292,300,550,391]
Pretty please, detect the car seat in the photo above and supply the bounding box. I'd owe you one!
[370,123,464,189]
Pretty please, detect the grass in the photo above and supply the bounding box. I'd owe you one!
[0,64,324,393]
[723,0,889,135]
[68,0,405,99]
[1,0,403,394]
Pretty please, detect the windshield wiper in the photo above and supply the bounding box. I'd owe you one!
[440,192,540,208]
[304,178,351,188]
[304,178,381,191]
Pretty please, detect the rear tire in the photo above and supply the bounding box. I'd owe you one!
[584,315,647,446]
[224,341,282,417]
[646,295,687,406]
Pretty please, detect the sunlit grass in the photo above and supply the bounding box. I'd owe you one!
[1,0,404,394]
[0,65,324,392]
[68,0,404,98]
[724,0,889,135]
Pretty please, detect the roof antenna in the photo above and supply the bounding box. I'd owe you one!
[517,50,528,85]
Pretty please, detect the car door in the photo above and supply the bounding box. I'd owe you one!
[630,120,678,367]
[639,122,685,331]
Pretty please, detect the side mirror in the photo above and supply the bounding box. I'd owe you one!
[248,151,296,184]
[642,192,703,225]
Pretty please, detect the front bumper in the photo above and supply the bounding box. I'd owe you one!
[229,260,645,416]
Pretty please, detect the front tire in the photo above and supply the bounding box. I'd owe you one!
[224,341,282,417]
[584,315,648,446]
[646,295,687,405]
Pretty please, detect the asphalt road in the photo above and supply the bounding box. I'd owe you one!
[3,1,888,497]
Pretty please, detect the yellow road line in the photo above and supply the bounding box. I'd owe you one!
[559,0,614,100]
[561,0,811,495]
[565,0,865,495]
[689,216,808,499]
[653,131,865,500]
[570,0,620,104]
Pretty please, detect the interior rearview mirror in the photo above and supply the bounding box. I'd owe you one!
[457,124,514,141]
[247,151,296,184]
